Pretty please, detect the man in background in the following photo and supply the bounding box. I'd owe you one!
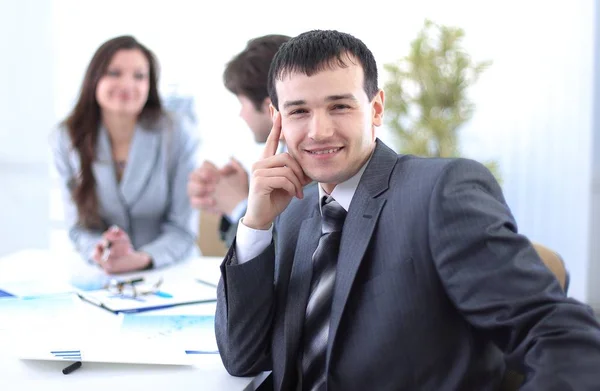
[187,34,290,247]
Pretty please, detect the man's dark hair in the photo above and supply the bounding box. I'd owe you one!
[223,34,291,111]
[267,30,379,110]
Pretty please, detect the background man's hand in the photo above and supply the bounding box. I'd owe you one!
[211,157,249,216]
[188,161,221,214]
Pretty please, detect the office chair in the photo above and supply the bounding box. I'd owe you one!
[531,242,569,292]
[198,211,229,257]
[500,242,569,391]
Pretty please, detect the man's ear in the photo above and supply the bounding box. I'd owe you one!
[262,97,272,113]
[371,89,385,127]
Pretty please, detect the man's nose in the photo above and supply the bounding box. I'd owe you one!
[307,112,334,140]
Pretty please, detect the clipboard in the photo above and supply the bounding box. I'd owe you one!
[76,279,217,314]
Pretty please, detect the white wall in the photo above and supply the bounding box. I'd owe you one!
[455,1,596,303]
[0,0,54,255]
[1,0,597,302]
[587,1,600,310]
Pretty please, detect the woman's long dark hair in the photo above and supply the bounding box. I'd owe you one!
[63,35,163,229]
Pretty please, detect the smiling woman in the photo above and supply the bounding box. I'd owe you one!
[61,36,163,230]
[50,35,200,274]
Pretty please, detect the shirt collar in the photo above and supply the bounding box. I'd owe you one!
[318,152,373,214]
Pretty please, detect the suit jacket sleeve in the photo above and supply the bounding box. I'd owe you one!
[428,158,600,389]
[219,214,241,248]
[138,117,200,268]
[215,240,275,376]
[50,127,103,263]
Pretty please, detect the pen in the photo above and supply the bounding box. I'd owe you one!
[62,361,82,375]
[101,241,112,263]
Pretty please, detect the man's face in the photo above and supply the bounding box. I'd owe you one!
[237,95,272,143]
[274,59,384,193]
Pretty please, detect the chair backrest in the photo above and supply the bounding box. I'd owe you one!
[500,242,568,391]
[531,242,568,292]
[197,212,228,257]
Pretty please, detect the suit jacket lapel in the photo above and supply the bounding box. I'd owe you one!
[326,140,398,365]
[282,206,321,386]
[119,124,161,207]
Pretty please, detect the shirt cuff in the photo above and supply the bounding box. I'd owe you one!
[235,217,273,264]
[227,199,248,223]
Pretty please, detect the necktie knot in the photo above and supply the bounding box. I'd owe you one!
[321,196,346,233]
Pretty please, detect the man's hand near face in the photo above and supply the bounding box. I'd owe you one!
[243,112,312,230]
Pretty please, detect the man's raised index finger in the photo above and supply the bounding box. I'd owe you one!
[262,111,282,159]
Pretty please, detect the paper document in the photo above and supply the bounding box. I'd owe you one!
[192,257,223,287]
[0,294,86,331]
[120,314,218,354]
[13,330,193,366]
[10,313,216,365]
[0,280,76,298]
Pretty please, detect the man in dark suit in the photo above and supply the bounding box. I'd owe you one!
[215,30,600,390]
[187,34,290,247]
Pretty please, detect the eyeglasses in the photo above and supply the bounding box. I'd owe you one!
[104,277,163,299]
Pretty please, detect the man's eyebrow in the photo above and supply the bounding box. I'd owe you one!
[282,94,358,109]
[282,100,306,109]
[326,94,358,102]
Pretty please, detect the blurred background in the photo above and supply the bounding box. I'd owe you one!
[0,0,598,307]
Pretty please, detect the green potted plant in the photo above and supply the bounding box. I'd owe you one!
[384,19,499,181]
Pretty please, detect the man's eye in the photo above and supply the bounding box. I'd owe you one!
[333,104,350,110]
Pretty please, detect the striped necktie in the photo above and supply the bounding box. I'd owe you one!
[300,195,347,391]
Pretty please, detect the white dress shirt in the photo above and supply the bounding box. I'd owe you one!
[235,156,371,263]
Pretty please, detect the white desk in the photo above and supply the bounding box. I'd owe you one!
[0,249,269,391]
